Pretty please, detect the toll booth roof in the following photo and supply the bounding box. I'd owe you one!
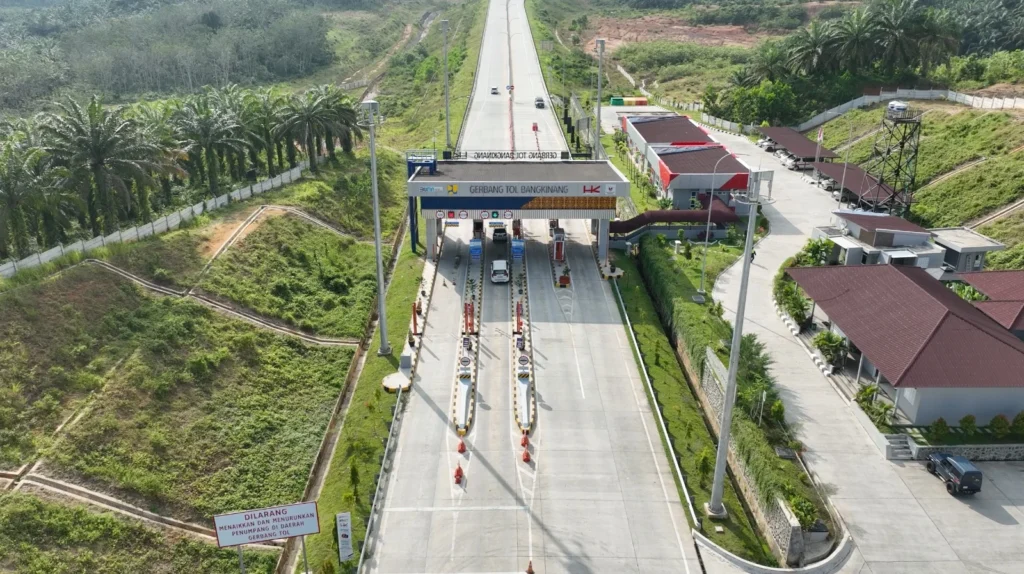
[409,160,627,183]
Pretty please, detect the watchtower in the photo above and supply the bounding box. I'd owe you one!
[859,105,923,217]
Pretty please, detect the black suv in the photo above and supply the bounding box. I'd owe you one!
[926,453,983,496]
[492,227,508,242]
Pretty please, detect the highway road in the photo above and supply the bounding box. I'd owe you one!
[460,0,566,154]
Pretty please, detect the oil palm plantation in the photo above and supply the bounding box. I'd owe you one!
[0,138,42,259]
[173,96,250,198]
[243,88,286,177]
[38,96,160,235]
[276,90,348,175]
[310,84,362,160]
[874,0,923,74]
[748,41,790,84]
[832,7,880,74]
[134,101,186,209]
[787,20,837,76]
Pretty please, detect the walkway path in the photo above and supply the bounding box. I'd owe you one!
[708,130,1022,573]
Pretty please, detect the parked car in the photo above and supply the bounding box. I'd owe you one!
[818,179,839,191]
[490,259,510,283]
[926,453,983,496]
[491,86,499,95]
[760,141,777,152]
[788,159,812,171]
[493,227,508,242]
[888,100,909,113]
[774,149,791,161]
[534,96,545,109]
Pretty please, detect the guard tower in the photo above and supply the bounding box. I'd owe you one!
[406,150,439,251]
[858,104,922,217]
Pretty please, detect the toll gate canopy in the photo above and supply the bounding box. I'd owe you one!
[408,160,630,220]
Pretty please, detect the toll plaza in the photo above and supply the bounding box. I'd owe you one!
[405,151,631,263]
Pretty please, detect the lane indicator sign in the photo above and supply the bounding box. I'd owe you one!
[518,355,529,366]
[504,210,514,219]
[459,210,468,220]
[435,210,445,219]
[480,211,490,219]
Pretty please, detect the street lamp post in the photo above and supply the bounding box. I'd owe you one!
[697,152,741,296]
[442,20,451,150]
[594,39,605,158]
[360,100,391,356]
[707,172,763,518]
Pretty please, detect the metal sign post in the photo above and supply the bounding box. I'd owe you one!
[301,535,310,574]
[237,546,246,574]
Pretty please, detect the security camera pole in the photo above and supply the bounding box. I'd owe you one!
[443,20,451,150]
[361,100,391,356]
[594,39,605,158]
[707,173,761,518]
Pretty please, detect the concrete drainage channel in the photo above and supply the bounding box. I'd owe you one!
[452,247,484,435]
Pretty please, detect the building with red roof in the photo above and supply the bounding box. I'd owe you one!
[786,264,1024,424]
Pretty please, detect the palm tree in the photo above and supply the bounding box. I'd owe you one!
[748,41,790,84]
[173,95,250,198]
[243,88,286,177]
[38,96,160,235]
[310,84,362,160]
[833,8,880,74]
[874,0,923,73]
[917,8,960,78]
[276,90,345,176]
[210,85,251,181]
[0,137,42,259]
[787,20,837,76]
[134,101,186,209]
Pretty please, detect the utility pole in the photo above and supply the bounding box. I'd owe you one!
[707,173,762,518]
[443,20,451,150]
[595,39,605,159]
[361,100,391,356]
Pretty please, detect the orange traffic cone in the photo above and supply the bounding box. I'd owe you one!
[457,440,466,454]
[521,432,529,448]
[526,560,535,574]
[454,462,464,485]
[522,448,531,463]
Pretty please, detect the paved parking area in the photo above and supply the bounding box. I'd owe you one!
[711,128,1024,573]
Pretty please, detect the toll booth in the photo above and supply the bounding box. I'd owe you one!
[473,220,484,239]
[405,150,438,252]
[469,238,482,262]
[512,219,522,239]
[511,239,525,261]
[552,228,566,262]
[548,219,558,237]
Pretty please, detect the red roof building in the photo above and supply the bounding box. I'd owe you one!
[960,270,1024,332]
[787,264,1024,424]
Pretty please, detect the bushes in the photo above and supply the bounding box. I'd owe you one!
[959,414,978,436]
[929,417,950,442]
[812,331,846,365]
[990,414,1011,439]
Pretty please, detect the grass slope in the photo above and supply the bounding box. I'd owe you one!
[200,215,378,339]
[612,251,772,563]
[302,231,424,573]
[0,265,354,522]
[818,105,1024,228]
[980,211,1024,270]
[0,491,277,574]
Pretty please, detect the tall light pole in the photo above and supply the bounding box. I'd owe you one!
[698,152,743,296]
[594,38,605,158]
[442,20,451,150]
[360,100,391,356]
[707,172,762,518]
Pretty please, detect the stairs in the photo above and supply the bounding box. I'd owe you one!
[885,434,914,460]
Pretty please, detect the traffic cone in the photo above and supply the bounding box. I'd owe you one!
[457,439,466,454]
[525,560,534,574]
[454,462,463,485]
[521,433,529,448]
[522,448,531,463]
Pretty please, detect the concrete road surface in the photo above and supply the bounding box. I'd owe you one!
[460,0,566,154]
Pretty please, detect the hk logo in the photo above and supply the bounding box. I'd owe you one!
[583,185,601,194]
[447,184,459,195]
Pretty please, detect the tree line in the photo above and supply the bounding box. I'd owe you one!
[703,0,1024,125]
[0,84,361,261]
[0,0,334,112]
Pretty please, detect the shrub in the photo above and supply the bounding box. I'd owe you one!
[990,414,1011,438]
[683,240,692,260]
[812,331,846,365]
[788,494,817,529]
[769,400,786,425]
[1012,411,1024,436]
[695,446,714,486]
[929,417,950,442]
[959,414,977,436]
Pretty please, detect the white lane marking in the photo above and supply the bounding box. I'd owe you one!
[513,227,541,561]
[579,219,691,570]
[385,505,527,513]
[546,251,586,399]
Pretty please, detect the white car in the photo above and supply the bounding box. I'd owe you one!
[490,259,510,283]
[888,100,908,112]
[773,149,790,160]
[491,86,499,95]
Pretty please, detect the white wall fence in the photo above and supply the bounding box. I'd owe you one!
[797,89,1024,131]
[1,163,308,279]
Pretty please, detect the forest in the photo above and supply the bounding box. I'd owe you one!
[0,0,337,111]
[698,0,1024,124]
[0,84,362,261]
